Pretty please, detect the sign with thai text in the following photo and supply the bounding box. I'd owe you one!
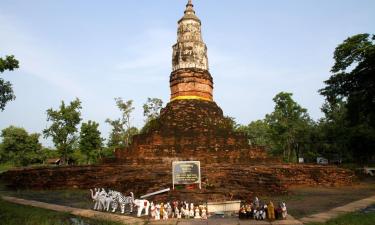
[172,161,201,189]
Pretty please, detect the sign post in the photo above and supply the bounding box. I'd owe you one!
[172,161,201,190]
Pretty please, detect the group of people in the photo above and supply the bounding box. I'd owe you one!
[150,201,208,220]
[239,197,288,220]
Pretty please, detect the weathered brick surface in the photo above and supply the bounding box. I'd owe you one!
[0,96,356,202]
[115,99,267,163]
[0,163,356,202]
[170,69,213,100]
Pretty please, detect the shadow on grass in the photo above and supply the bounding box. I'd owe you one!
[0,182,92,210]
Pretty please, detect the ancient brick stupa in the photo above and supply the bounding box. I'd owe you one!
[0,0,356,201]
[115,0,267,163]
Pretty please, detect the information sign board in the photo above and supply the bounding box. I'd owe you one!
[172,161,201,189]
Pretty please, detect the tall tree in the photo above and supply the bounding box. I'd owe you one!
[0,55,19,111]
[106,119,125,148]
[313,101,351,161]
[320,33,375,126]
[238,120,272,147]
[319,33,375,163]
[79,121,103,164]
[265,92,313,162]
[0,126,42,166]
[43,98,82,165]
[143,98,163,122]
[106,98,138,148]
[141,98,163,133]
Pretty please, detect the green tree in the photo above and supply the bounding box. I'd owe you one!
[265,92,313,162]
[238,120,272,147]
[43,98,82,165]
[311,101,351,162]
[141,98,163,133]
[0,55,19,111]
[39,147,60,164]
[143,98,163,121]
[320,33,375,126]
[319,33,375,163]
[106,98,138,148]
[79,120,103,164]
[106,119,124,148]
[0,126,42,166]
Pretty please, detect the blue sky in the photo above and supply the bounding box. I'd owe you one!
[0,0,374,147]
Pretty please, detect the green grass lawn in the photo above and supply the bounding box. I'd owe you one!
[307,211,375,225]
[0,199,126,225]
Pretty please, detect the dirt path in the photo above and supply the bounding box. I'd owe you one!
[266,179,375,219]
[300,195,375,224]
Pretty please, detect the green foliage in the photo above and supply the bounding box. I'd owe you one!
[100,147,116,159]
[105,119,123,148]
[0,55,19,111]
[238,120,272,147]
[320,34,375,125]
[238,93,316,162]
[0,126,42,166]
[79,120,103,164]
[141,98,163,134]
[0,55,19,72]
[143,97,163,122]
[265,92,313,162]
[312,101,351,161]
[106,98,138,149]
[43,98,82,165]
[237,34,375,164]
[0,79,15,111]
[140,118,161,134]
[319,33,375,163]
[223,116,240,131]
[39,148,60,163]
[0,199,126,225]
[70,149,87,165]
[125,126,139,143]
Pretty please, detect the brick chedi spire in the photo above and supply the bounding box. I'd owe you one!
[170,0,213,102]
[115,0,267,166]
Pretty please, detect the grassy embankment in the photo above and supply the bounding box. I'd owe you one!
[307,209,375,225]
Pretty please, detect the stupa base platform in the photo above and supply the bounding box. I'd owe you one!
[0,162,356,202]
[115,99,270,163]
[0,100,356,201]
